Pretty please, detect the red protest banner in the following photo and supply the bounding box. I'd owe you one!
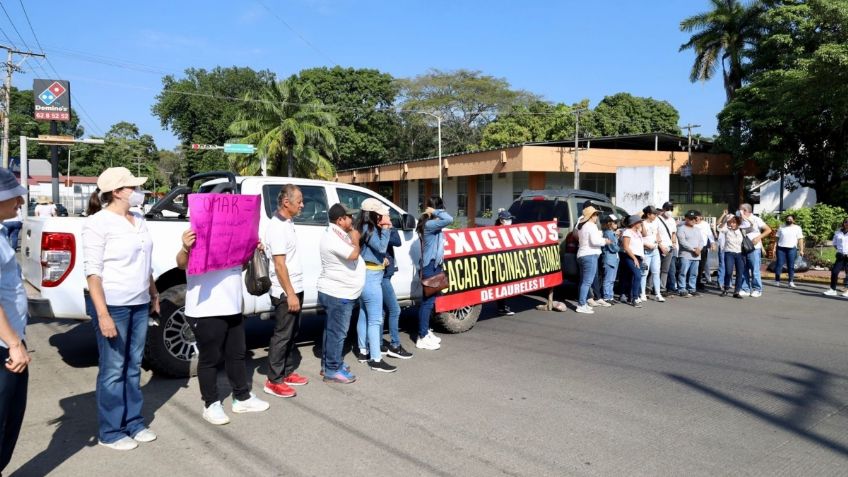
[434,221,563,312]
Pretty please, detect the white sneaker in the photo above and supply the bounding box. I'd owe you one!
[427,330,442,344]
[99,436,138,451]
[751,290,762,298]
[575,304,594,314]
[635,298,643,305]
[640,294,648,302]
[823,288,838,296]
[416,335,440,350]
[587,298,598,307]
[596,299,612,307]
[132,428,157,443]
[774,281,781,287]
[203,401,230,425]
[842,290,848,298]
[232,393,270,414]
[738,290,751,297]
[788,282,797,288]
[655,295,666,303]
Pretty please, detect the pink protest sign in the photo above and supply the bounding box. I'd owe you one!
[187,193,261,275]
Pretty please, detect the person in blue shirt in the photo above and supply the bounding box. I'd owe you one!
[601,214,621,303]
[382,228,413,359]
[415,196,452,351]
[354,198,397,373]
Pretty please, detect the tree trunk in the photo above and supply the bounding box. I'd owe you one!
[287,151,293,177]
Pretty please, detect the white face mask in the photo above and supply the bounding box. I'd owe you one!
[128,189,145,207]
[501,219,512,226]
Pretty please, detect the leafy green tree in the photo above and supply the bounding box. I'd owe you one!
[71,121,159,180]
[151,67,276,175]
[718,0,848,204]
[291,67,401,169]
[679,0,762,103]
[397,69,538,154]
[229,78,337,178]
[593,93,681,136]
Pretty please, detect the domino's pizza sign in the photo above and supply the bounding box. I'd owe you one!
[33,79,72,122]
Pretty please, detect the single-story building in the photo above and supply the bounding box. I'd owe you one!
[11,159,98,215]
[335,133,748,226]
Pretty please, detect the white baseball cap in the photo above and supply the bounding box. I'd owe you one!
[360,198,390,216]
[97,167,147,193]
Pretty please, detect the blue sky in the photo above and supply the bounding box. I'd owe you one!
[3,0,724,150]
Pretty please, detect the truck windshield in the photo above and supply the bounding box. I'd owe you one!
[509,198,570,229]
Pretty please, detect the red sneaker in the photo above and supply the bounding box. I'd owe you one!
[263,379,296,398]
[283,372,309,386]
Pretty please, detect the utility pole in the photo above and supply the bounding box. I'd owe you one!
[572,108,586,189]
[1,45,46,169]
[682,123,701,202]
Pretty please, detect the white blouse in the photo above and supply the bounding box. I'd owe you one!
[82,209,153,306]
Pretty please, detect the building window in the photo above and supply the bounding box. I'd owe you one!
[417,180,425,212]
[580,173,615,198]
[477,175,492,217]
[400,181,408,212]
[512,172,529,200]
[456,177,467,217]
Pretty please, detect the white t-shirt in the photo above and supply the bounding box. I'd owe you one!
[82,210,153,306]
[694,221,713,246]
[35,204,56,217]
[185,266,243,318]
[621,228,645,258]
[264,214,303,298]
[317,223,365,300]
[740,214,766,250]
[643,219,660,248]
[776,224,804,249]
[576,221,605,258]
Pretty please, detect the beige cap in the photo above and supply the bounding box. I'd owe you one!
[360,197,390,216]
[36,195,49,204]
[97,167,147,193]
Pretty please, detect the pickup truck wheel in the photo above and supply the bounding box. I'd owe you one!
[434,304,482,334]
[145,284,197,378]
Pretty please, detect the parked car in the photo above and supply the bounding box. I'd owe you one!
[508,189,627,285]
[22,172,481,377]
[28,201,69,217]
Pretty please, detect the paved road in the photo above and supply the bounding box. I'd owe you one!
[6,282,848,476]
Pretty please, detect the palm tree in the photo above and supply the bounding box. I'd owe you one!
[679,0,762,103]
[229,78,337,178]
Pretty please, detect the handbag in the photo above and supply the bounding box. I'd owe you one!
[741,234,755,254]
[244,248,271,296]
[419,233,449,297]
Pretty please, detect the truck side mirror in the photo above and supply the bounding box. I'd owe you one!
[401,213,416,231]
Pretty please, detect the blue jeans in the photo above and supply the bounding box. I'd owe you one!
[677,257,700,292]
[418,260,442,339]
[641,248,661,296]
[4,221,21,250]
[742,249,762,292]
[602,261,619,300]
[0,346,27,473]
[382,276,401,348]
[717,247,726,286]
[319,291,355,374]
[357,270,385,360]
[90,302,149,444]
[724,251,745,293]
[666,256,678,292]
[775,246,798,283]
[577,255,598,306]
[621,255,642,302]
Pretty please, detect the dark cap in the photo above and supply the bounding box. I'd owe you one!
[602,213,619,223]
[626,214,643,227]
[497,210,514,221]
[642,205,660,215]
[684,210,698,219]
[0,168,26,202]
[662,201,674,211]
[328,203,357,222]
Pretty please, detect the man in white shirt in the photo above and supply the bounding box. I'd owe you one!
[693,211,714,291]
[774,214,805,287]
[0,168,30,474]
[738,203,772,297]
[658,202,678,295]
[823,218,848,297]
[263,185,308,398]
[319,203,365,383]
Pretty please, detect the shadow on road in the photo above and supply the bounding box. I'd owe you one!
[666,362,848,458]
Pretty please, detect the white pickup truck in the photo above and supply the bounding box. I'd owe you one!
[22,172,481,377]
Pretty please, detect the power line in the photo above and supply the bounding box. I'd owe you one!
[255,0,336,65]
[16,0,43,52]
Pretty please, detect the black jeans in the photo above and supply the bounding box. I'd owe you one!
[831,255,848,290]
[267,292,304,383]
[0,346,28,473]
[660,252,674,293]
[697,247,709,288]
[187,314,250,407]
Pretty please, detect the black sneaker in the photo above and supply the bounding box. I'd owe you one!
[630,300,643,308]
[690,291,701,297]
[353,348,370,363]
[380,343,389,355]
[498,307,515,316]
[368,360,398,373]
[386,344,414,359]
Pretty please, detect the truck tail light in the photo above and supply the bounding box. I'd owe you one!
[41,232,75,287]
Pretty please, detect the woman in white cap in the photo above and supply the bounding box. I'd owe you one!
[82,167,159,451]
[575,206,610,313]
[34,196,56,217]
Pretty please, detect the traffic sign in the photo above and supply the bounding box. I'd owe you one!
[224,143,256,154]
[191,144,223,150]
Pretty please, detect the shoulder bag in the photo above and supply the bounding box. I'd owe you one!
[741,232,755,254]
[244,247,272,296]
[419,233,449,297]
